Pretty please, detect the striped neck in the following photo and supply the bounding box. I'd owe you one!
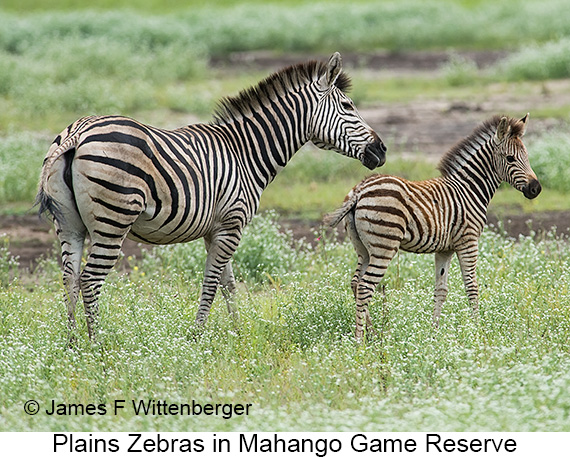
[230,97,312,190]
[209,59,352,192]
[437,119,503,209]
[213,79,319,194]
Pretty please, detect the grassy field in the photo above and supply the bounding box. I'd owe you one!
[1,0,570,433]
[3,0,570,131]
[1,215,570,431]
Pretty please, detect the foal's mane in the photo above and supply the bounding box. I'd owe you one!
[212,60,352,125]
[437,115,525,177]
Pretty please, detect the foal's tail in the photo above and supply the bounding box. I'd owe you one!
[323,189,359,228]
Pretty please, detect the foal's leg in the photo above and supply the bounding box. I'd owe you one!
[456,241,480,320]
[345,212,368,299]
[433,250,453,328]
[345,212,377,339]
[354,249,398,341]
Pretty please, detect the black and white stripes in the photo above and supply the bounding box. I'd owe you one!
[37,52,386,339]
[326,115,541,339]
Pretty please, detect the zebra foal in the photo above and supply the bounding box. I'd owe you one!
[325,114,541,339]
[37,53,386,340]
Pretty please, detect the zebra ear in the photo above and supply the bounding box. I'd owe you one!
[319,52,342,90]
[519,113,529,136]
[494,116,511,142]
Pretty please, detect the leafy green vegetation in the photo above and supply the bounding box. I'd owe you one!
[4,0,570,52]
[1,213,569,431]
[0,133,49,205]
[497,37,570,81]
[0,235,19,287]
[528,133,570,193]
[140,211,302,285]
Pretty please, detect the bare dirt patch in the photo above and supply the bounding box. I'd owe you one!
[3,210,569,273]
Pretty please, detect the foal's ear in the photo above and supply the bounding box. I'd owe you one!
[318,52,342,90]
[519,113,529,137]
[494,116,511,143]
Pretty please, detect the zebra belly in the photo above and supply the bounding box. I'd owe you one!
[128,211,213,245]
[399,205,455,254]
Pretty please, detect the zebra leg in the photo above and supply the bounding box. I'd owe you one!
[196,229,242,326]
[56,223,86,337]
[456,242,480,321]
[204,237,238,320]
[345,209,371,307]
[346,211,368,298]
[80,234,128,340]
[351,253,368,299]
[220,261,239,322]
[433,250,453,328]
[354,253,395,341]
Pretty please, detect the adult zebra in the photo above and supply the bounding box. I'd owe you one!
[325,114,540,339]
[37,52,386,339]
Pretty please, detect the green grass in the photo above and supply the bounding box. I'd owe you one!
[1,213,570,431]
[4,0,570,52]
[0,132,51,206]
[3,1,570,132]
[497,37,570,81]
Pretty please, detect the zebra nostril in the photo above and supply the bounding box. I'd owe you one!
[361,142,386,169]
[369,131,387,154]
[524,179,542,199]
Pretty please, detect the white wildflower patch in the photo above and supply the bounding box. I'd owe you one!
[1,214,570,431]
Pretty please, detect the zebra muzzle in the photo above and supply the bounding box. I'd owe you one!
[361,140,387,170]
[523,178,541,199]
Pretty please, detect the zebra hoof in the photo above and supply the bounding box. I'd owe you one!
[189,322,206,342]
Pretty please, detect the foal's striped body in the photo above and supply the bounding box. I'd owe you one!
[326,115,541,338]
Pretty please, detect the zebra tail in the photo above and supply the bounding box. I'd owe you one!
[36,115,99,209]
[35,131,82,223]
[35,187,62,223]
[323,191,359,228]
[36,116,101,222]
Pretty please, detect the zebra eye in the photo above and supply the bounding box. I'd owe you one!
[341,101,353,111]
[506,155,515,163]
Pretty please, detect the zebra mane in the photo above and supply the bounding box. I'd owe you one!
[437,115,525,177]
[211,60,352,125]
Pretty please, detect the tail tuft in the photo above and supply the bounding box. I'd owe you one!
[323,191,359,228]
[35,188,63,224]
